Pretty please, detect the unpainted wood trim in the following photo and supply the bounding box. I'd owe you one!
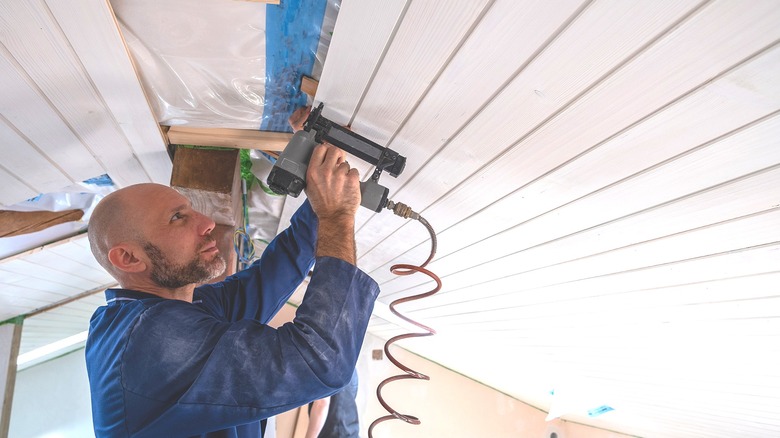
[0,321,22,438]
[167,127,292,151]
[0,209,84,238]
[24,283,116,319]
[300,76,318,97]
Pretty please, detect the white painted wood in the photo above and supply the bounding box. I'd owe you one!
[379,108,780,296]
[383,166,780,298]
[431,112,780,285]
[350,0,493,143]
[0,168,36,207]
[0,44,104,201]
[315,0,409,125]
[22,250,113,285]
[421,267,780,326]
[47,240,108,273]
[0,259,103,290]
[0,0,150,188]
[370,44,780,285]
[353,0,706,256]
[0,288,67,308]
[356,1,780,273]
[45,0,171,184]
[0,118,71,195]
[409,243,780,321]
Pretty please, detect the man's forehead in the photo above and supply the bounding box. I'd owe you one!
[157,189,191,212]
[125,185,190,215]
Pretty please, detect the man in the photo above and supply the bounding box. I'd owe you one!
[85,140,379,437]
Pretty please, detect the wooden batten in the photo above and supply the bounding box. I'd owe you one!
[167,127,292,152]
[0,319,22,438]
[0,209,84,238]
[300,76,318,97]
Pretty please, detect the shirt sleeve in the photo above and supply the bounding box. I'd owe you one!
[121,257,380,437]
[196,199,318,323]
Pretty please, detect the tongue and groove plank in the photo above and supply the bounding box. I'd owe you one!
[370,45,780,290]
[353,0,780,278]
[0,0,168,203]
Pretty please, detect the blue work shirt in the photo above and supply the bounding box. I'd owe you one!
[85,201,379,437]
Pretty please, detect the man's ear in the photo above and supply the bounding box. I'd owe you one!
[107,244,147,274]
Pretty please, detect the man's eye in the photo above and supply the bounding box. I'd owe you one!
[171,212,184,222]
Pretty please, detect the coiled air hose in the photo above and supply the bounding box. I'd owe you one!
[368,200,442,437]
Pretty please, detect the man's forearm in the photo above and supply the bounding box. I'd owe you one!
[316,216,356,265]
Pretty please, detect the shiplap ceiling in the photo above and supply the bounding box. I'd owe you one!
[1,0,779,437]
[0,235,114,323]
[0,0,170,207]
[315,0,780,437]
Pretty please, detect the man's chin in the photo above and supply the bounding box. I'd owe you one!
[204,254,227,280]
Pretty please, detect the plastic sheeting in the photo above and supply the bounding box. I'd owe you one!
[111,0,339,130]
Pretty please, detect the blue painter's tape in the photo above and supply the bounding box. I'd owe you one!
[261,0,328,132]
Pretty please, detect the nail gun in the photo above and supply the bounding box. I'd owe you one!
[267,103,406,212]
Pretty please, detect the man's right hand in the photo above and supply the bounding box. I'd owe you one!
[305,143,360,264]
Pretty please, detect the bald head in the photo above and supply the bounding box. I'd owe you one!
[88,183,166,275]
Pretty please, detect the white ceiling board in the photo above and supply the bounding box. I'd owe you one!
[0,235,115,322]
[45,0,171,185]
[0,0,168,208]
[0,0,150,188]
[370,45,780,286]
[315,0,408,125]
[353,0,706,255]
[410,241,780,314]
[0,117,72,195]
[0,45,104,193]
[379,113,780,297]
[380,167,780,297]
[361,12,773,278]
[22,250,115,285]
[0,168,36,206]
[349,0,493,142]
[0,0,777,436]
[355,0,700,233]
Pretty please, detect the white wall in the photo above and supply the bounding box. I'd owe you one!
[9,348,93,438]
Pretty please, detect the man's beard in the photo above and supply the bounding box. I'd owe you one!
[143,240,226,289]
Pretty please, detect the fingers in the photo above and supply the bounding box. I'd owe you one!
[305,144,361,220]
[311,143,347,169]
[309,142,327,166]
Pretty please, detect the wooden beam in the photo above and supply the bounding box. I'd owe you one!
[300,76,318,97]
[0,209,83,238]
[167,127,292,151]
[25,284,116,319]
[0,319,22,438]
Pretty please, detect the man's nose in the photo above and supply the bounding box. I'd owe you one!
[197,212,216,236]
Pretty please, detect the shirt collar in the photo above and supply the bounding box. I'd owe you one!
[104,288,164,304]
[104,288,202,305]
